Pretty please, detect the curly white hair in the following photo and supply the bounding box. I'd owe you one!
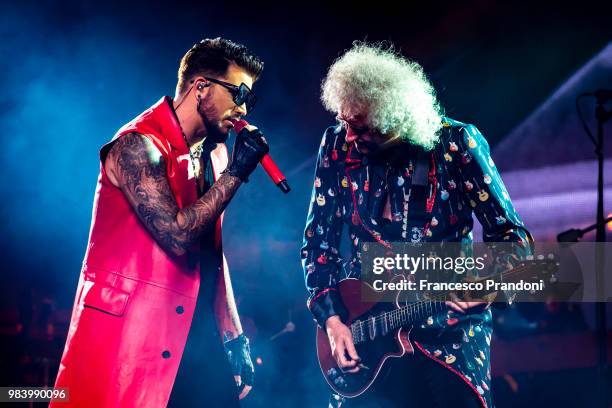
[321,42,443,150]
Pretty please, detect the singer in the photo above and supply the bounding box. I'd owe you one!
[51,38,268,407]
[301,42,534,408]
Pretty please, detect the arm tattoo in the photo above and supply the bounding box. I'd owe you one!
[176,173,241,242]
[107,133,241,256]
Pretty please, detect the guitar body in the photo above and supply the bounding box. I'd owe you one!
[316,258,558,398]
[316,278,413,397]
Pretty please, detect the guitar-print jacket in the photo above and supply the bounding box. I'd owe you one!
[301,117,533,408]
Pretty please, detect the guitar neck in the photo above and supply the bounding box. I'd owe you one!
[351,298,447,344]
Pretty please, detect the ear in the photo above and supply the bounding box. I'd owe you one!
[194,77,211,100]
[195,77,211,89]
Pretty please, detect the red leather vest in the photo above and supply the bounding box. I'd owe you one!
[52,97,232,407]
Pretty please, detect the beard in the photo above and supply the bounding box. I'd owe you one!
[198,94,230,144]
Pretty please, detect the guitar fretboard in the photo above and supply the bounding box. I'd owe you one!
[350,298,447,344]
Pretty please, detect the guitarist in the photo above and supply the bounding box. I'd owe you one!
[301,42,533,408]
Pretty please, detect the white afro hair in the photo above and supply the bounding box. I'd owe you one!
[321,42,443,150]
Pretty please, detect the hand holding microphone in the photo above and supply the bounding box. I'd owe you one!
[229,119,291,193]
[225,125,269,182]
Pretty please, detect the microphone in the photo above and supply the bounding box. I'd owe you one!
[269,321,296,341]
[230,119,290,193]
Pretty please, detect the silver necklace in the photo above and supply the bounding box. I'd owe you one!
[191,142,204,160]
[181,132,205,195]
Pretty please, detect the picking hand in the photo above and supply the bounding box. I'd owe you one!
[325,315,361,374]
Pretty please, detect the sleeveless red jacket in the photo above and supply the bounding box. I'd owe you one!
[51,97,236,407]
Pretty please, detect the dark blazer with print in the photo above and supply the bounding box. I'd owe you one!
[301,117,533,408]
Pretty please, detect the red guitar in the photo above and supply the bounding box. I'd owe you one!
[316,258,558,397]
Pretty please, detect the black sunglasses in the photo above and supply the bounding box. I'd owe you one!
[204,77,257,113]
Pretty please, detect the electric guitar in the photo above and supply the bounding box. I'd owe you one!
[316,257,559,397]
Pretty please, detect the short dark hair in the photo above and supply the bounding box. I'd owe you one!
[177,37,264,94]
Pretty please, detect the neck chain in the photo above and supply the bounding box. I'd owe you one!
[181,131,205,195]
[171,97,205,194]
[190,140,205,159]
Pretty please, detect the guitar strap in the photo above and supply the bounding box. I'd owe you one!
[345,144,437,248]
[405,147,437,243]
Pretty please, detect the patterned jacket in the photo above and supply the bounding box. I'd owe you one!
[301,118,533,407]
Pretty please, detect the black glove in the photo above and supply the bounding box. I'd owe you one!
[224,334,255,388]
[224,127,269,182]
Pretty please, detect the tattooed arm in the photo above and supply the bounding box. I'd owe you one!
[105,132,241,257]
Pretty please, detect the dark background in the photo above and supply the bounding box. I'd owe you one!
[0,1,610,407]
